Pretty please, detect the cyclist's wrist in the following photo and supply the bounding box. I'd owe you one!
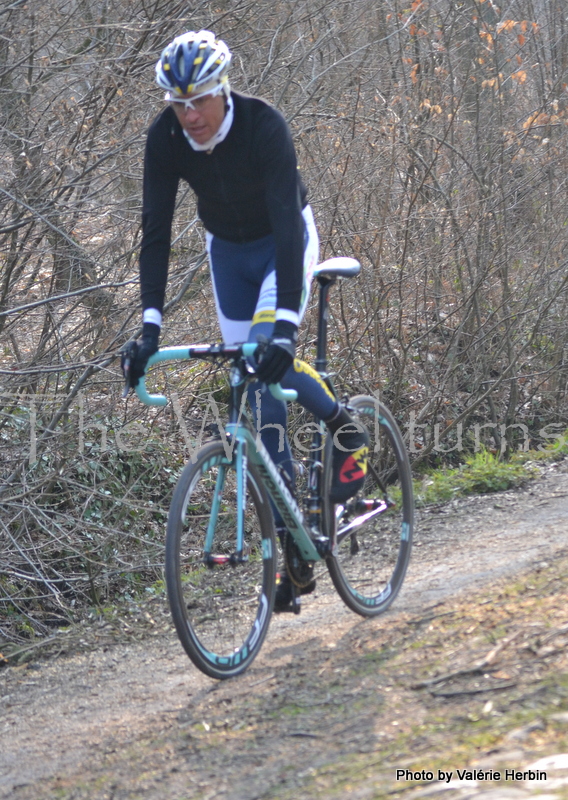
[142,307,162,328]
[142,322,160,348]
[275,308,299,327]
[272,319,298,343]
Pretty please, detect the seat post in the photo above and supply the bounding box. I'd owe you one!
[315,276,335,375]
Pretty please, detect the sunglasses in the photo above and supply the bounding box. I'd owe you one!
[165,83,225,111]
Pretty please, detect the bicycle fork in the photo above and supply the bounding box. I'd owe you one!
[202,435,250,567]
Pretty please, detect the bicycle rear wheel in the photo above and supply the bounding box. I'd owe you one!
[325,395,413,616]
[165,440,276,679]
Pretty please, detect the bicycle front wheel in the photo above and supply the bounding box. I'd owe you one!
[325,395,413,616]
[165,440,276,679]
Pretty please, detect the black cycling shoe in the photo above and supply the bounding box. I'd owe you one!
[329,421,370,504]
[273,571,316,614]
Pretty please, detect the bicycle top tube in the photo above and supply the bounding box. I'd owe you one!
[134,343,298,407]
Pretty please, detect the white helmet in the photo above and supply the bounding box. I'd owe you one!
[155,30,231,97]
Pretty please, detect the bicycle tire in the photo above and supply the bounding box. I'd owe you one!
[165,439,276,679]
[324,395,413,617]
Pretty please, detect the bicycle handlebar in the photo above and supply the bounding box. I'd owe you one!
[241,343,297,402]
[135,347,191,407]
[134,344,298,407]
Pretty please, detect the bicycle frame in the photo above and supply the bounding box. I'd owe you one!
[133,257,387,565]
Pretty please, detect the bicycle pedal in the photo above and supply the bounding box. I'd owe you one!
[274,574,302,614]
[274,600,301,614]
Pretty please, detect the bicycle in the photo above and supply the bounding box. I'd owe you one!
[134,256,414,680]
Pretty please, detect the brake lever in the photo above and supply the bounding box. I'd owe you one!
[120,341,137,398]
[122,367,132,398]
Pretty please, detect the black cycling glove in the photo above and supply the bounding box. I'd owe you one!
[255,320,297,385]
[121,322,160,391]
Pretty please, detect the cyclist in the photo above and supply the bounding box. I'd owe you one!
[123,30,369,611]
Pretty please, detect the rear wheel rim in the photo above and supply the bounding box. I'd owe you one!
[325,396,413,616]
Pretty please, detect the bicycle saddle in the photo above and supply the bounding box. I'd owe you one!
[313,257,361,280]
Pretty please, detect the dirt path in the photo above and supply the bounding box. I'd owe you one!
[2,460,568,800]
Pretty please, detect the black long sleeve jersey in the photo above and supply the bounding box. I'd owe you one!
[139,91,308,316]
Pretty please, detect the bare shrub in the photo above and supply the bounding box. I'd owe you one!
[1,0,568,641]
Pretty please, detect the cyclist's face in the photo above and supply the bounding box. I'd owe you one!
[170,93,226,144]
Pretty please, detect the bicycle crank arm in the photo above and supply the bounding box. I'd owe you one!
[336,499,390,543]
